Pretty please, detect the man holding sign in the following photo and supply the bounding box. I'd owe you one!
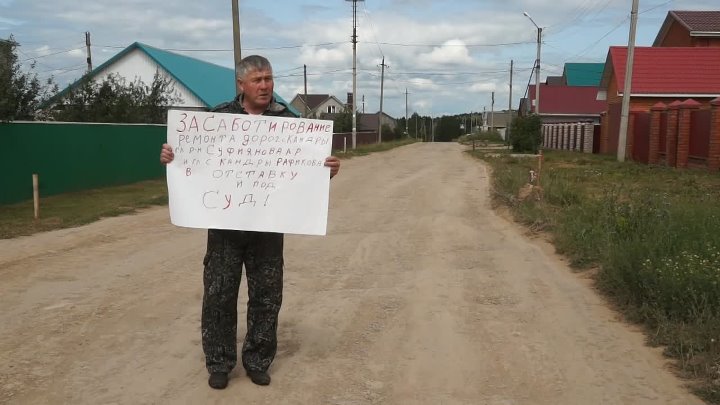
[160,55,340,389]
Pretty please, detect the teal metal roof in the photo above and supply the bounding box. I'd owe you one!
[563,63,604,87]
[46,42,299,116]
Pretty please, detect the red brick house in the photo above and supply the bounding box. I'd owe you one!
[653,10,720,47]
[596,46,720,154]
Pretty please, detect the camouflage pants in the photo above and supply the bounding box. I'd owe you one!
[201,229,284,374]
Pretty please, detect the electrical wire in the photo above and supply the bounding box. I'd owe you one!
[20,46,84,61]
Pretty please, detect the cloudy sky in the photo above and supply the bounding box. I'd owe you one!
[2,0,717,118]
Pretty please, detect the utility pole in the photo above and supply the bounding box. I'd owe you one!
[232,0,242,96]
[523,12,542,115]
[405,88,409,137]
[617,0,640,162]
[303,64,309,118]
[346,0,365,149]
[508,60,513,144]
[378,56,388,143]
[362,94,365,113]
[431,116,435,142]
[535,28,542,115]
[491,91,495,133]
[84,32,92,73]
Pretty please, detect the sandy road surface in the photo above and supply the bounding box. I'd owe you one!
[0,142,704,405]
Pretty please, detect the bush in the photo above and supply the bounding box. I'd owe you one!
[510,114,542,153]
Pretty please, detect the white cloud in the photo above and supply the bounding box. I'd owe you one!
[469,82,496,93]
[33,45,50,56]
[418,39,473,66]
[4,0,713,118]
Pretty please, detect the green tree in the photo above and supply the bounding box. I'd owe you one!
[435,115,462,142]
[0,36,57,121]
[510,114,542,153]
[332,109,353,132]
[51,72,181,124]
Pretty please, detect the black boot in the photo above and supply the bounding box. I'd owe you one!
[208,372,229,389]
[246,370,271,386]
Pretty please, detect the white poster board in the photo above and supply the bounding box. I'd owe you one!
[165,110,334,235]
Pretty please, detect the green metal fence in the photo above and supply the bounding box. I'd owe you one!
[0,122,167,205]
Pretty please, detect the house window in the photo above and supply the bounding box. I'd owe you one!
[327,105,336,113]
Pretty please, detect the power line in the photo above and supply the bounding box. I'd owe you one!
[565,16,629,60]
[20,46,84,61]
[95,40,534,53]
[640,0,673,14]
[361,2,384,59]
[373,40,534,48]
[37,64,86,74]
[96,42,345,51]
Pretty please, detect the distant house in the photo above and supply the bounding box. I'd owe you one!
[45,42,299,116]
[358,111,397,133]
[290,94,346,118]
[653,10,720,47]
[562,63,604,87]
[597,46,720,153]
[519,61,605,121]
[481,110,516,139]
[545,76,564,86]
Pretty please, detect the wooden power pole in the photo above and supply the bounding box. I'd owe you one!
[232,0,242,96]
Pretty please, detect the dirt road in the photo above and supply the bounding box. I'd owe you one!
[0,142,704,404]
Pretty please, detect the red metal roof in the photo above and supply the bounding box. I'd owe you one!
[528,84,606,115]
[602,46,720,95]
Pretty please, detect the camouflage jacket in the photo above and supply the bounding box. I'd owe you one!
[210,94,295,118]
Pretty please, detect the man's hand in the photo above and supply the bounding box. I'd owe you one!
[324,156,340,178]
[160,143,174,165]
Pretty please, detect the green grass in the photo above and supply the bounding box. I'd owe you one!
[473,148,720,403]
[333,137,418,158]
[0,179,168,239]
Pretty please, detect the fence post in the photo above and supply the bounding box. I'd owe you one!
[578,122,585,151]
[583,121,594,153]
[33,174,40,219]
[709,98,720,171]
[677,99,702,168]
[600,111,609,153]
[627,108,645,161]
[666,100,682,167]
[649,102,666,165]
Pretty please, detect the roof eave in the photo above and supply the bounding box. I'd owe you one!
[690,31,720,37]
[621,92,720,98]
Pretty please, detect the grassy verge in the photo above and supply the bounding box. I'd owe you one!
[0,179,168,240]
[472,149,720,403]
[333,137,418,158]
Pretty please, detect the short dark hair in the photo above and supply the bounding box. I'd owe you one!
[236,55,272,79]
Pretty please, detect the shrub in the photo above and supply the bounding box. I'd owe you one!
[510,114,542,153]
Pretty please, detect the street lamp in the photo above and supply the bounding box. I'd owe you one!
[523,11,542,115]
[346,0,365,149]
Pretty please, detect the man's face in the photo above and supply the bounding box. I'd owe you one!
[238,68,274,112]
